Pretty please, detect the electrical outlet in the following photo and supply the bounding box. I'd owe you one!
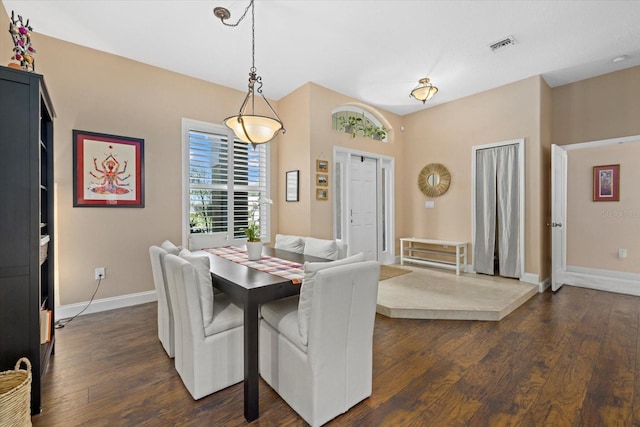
[619,248,627,259]
[95,267,105,280]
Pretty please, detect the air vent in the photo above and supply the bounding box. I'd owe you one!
[489,36,517,52]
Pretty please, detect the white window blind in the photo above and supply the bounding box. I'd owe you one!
[186,121,269,244]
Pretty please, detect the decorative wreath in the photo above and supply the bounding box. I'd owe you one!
[417,163,451,197]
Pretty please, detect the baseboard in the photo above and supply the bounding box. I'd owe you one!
[538,276,551,293]
[55,290,157,322]
[561,266,640,296]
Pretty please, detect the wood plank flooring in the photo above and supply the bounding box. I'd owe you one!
[32,285,640,426]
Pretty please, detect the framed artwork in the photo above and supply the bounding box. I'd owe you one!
[73,130,145,207]
[316,188,328,201]
[286,170,299,202]
[316,159,328,172]
[316,174,328,187]
[593,164,620,202]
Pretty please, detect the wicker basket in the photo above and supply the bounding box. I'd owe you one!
[0,358,32,427]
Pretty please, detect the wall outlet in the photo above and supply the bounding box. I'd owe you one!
[618,248,627,259]
[95,267,106,280]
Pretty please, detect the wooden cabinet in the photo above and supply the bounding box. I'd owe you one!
[0,65,55,414]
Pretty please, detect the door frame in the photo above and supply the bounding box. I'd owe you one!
[551,135,640,294]
[333,146,395,264]
[471,138,525,279]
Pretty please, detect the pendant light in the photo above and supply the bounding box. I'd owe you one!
[214,0,285,146]
[410,77,438,103]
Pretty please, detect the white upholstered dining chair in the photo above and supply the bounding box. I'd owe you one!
[164,251,244,400]
[148,241,180,358]
[258,253,380,426]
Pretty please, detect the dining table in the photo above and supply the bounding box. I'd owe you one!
[206,246,328,422]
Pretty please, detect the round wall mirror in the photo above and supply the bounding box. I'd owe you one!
[418,163,451,197]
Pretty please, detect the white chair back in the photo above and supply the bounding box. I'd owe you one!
[149,245,174,358]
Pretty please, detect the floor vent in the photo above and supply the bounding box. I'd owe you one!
[489,36,517,52]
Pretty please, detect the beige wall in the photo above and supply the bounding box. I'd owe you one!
[552,66,640,145]
[566,142,640,273]
[2,27,283,306]
[553,66,640,275]
[274,84,311,236]
[9,1,637,306]
[276,82,405,243]
[402,76,547,279]
[539,78,553,281]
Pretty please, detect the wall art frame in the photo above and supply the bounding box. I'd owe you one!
[73,130,145,207]
[593,164,620,202]
[286,170,299,202]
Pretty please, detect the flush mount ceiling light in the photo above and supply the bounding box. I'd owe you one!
[410,78,439,104]
[214,0,285,147]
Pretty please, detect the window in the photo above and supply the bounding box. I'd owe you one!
[183,119,270,247]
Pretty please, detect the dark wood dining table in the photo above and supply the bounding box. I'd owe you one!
[208,246,328,422]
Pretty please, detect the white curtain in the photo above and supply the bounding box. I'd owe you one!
[473,144,520,278]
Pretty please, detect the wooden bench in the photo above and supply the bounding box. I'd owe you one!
[400,238,468,275]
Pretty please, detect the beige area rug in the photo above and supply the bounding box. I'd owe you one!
[377,265,538,321]
[379,264,412,281]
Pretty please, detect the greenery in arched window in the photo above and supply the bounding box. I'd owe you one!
[331,107,388,142]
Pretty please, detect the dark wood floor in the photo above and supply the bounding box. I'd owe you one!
[32,285,640,426]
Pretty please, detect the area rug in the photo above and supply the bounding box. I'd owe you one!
[380,265,412,281]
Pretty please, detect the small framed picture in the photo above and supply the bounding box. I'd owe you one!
[316,188,328,200]
[316,174,328,187]
[593,164,620,202]
[316,159,328,172]
[286,170,299,202]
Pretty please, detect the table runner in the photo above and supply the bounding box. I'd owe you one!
[205,246,304,284]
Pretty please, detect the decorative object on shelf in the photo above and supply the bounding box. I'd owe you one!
[593,164,620,202]
[72,130,145,208]
[8,11,36,72]
[316,188,328,201]
[337,114,388,140]
[410,77,438,103]
[215,0,285,147]
[286,170,299,202]
[418,163,451,197]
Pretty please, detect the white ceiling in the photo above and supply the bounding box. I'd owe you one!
[4,0,640,116]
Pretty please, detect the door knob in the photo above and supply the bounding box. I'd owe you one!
[546,222,563,228]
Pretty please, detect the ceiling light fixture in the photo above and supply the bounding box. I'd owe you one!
[214,0,285,147]
[410,78,439,103]
[612,55,628,63]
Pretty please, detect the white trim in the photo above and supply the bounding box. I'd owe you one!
[539,276,551,293]
[562,266,640,296]
[471,138,526,278]
[557,134,640,151]
[521,272,539,285]
[551,134,640,291]
[333,146,395,264]
[55,290,157,322]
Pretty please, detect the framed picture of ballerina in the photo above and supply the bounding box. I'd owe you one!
[73,130,145,207]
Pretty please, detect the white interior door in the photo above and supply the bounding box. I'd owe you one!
[349,155,378,260]
[551,144,568,291]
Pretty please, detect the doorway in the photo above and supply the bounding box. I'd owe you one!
[551,135,640,295]
[471,138,525,279]
[334,147,395,263]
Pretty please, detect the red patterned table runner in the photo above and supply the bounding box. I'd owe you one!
[205,246,304,284]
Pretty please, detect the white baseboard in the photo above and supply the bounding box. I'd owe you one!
[560,266,640,296]
[539,276,551,293]
[55,290,157,322]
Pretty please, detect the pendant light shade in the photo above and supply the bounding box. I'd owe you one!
[215,0,285,146]
[410,77,439,103]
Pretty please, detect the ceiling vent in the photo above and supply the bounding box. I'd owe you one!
[489,36,517,52]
